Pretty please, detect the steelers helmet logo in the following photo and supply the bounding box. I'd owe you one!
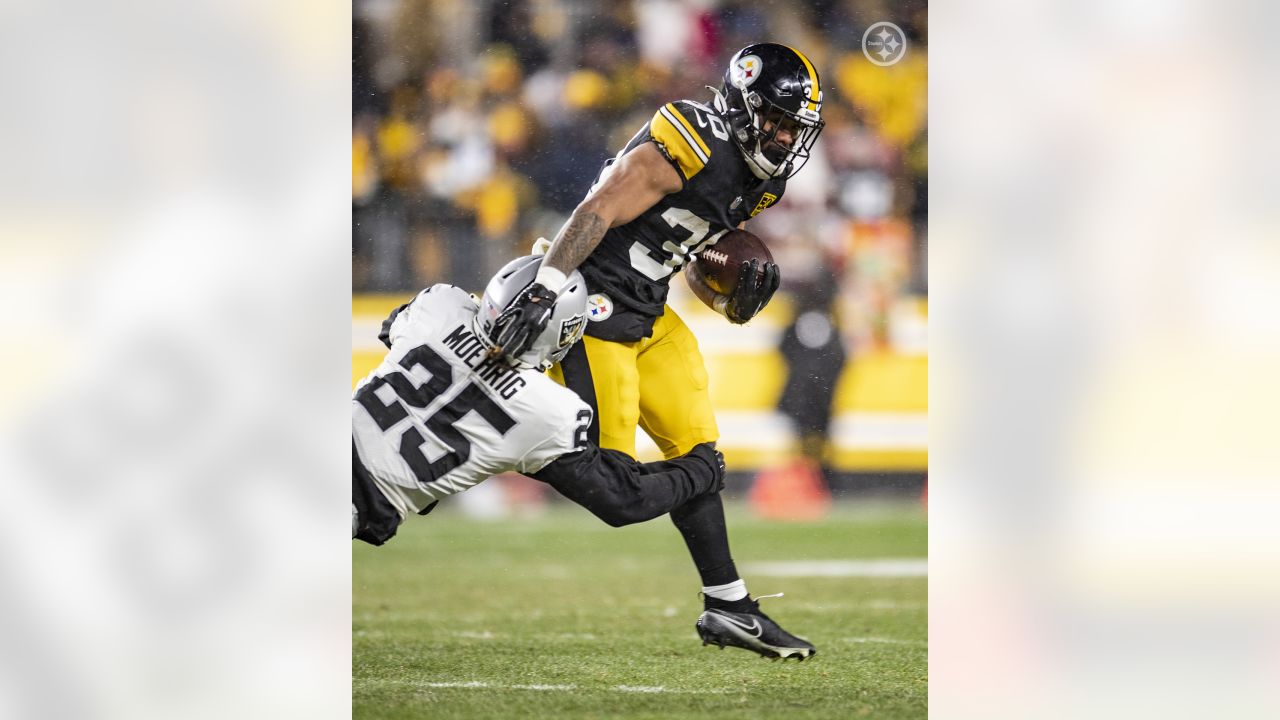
[731,54,763,89]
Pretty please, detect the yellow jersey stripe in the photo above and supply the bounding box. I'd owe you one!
[658,106,708,163]
[649,105,708,179]
[662,103,710,158]
[783,45,820,111]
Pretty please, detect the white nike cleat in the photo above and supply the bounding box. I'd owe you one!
[695,595,817,661]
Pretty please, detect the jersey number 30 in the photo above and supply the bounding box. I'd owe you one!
[356,344,516,484]
[630,206,728,281]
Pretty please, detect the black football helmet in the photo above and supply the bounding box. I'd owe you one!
[712,43,825,180]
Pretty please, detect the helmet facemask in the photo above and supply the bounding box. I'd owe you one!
[741,96,824,179]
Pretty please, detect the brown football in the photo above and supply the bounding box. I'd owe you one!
[694,229,774,295]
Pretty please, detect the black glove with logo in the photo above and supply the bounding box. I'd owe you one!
[490,283,559,360]
[726,259,780,324]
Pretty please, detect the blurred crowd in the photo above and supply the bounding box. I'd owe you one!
[353,0,927,354]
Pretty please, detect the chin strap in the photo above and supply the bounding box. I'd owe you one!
[706,85,728,112]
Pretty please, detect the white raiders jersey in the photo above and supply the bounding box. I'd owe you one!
[352,284,593,521]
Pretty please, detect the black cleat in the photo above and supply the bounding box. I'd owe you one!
[695,594,816,661]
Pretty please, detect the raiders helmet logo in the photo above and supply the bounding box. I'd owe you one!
[558,313,586,348]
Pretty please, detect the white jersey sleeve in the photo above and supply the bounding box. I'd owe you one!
[386,284,471,347]
[512,386,593,476]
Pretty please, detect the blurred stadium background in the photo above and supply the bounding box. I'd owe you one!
[351,0,928,506]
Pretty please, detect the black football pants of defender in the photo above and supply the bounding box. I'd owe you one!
[549,307,740,588]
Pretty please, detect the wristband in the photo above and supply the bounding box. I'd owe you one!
[535,265,568,294]
[712,295,731,318]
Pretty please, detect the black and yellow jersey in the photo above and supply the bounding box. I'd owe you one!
[579,99,787,342]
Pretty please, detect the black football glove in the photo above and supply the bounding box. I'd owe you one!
[725,259,780,324]
[711,447,727,493]
[689,441,727,495]
[489,283,559,360]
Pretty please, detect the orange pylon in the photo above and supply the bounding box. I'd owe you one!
[748,457,832,520]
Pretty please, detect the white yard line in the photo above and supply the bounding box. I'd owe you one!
[447,631,599,641]
[785,600,926,612]
[865,600,927,610]
[743,559,928,578]
[838,637,927,647]
[415,681,573,691]
[614,685,669,693]
[394,680,728,695]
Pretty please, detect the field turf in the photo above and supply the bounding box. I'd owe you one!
[353,500,927,718]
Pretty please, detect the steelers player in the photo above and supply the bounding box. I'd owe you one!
[490,44,824,660]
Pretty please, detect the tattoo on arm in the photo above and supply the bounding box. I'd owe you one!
[543,210,607,274]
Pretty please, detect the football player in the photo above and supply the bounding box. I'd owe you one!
[353,255,726,547]
[488,44,824,660]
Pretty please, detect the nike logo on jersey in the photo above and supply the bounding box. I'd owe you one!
[716,612,763,638]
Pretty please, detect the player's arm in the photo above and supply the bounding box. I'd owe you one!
[683,251,781,325]
[490,143,681,358]
[377,284,451,348]
[540,142,682,277]
[532,441,725,527]
[684,261,724,313]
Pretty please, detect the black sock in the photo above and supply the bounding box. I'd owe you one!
[670,492,739,587]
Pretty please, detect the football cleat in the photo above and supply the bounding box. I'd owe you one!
[696,593,816,661]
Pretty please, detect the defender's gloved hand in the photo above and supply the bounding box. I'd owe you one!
[687,442,727,495]
[490,283,559,359]
[711,447,727,493]
[726,259,780,324]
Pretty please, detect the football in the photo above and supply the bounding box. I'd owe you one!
[694,229,774,296]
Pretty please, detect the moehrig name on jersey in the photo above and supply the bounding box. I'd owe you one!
[440,323,528,400]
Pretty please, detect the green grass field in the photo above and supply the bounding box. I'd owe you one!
[353,500,927,719]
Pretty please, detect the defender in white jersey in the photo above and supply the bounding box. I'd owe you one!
[353,255,724,546]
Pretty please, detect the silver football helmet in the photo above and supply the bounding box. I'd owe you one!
[473,255,588,371]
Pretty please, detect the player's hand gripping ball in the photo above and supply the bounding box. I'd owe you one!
[694,229,780,324]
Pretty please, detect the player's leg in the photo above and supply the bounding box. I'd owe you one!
[637,307,815,659]
[634,309,719,459]
[636,308,742,591]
